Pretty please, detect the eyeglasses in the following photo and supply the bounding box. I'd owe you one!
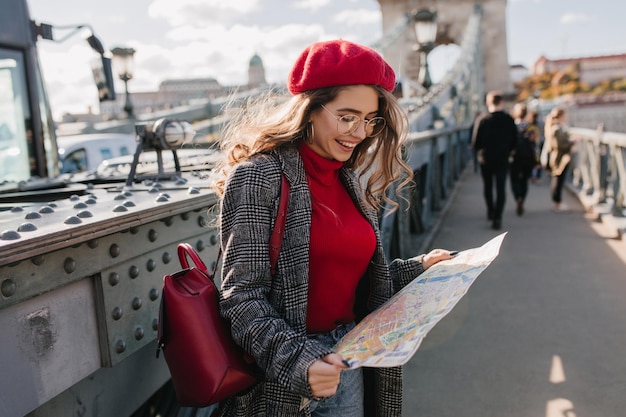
[320,104,386,137]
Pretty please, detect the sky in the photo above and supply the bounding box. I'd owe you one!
[26,0,626,119]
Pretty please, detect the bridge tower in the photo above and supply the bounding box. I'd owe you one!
[377,0,512,94]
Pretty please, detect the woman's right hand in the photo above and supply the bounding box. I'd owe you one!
[308,353,348,398]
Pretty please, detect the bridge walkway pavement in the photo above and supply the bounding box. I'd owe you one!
[403,167,626,417]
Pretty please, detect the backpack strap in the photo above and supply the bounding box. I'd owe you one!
[269,174,290,276]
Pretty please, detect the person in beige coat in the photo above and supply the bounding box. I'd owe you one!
[541,107,577,211]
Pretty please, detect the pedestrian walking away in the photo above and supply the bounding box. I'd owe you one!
[509,102,539,216]
[471,91,518,230]
[210,39,455,417]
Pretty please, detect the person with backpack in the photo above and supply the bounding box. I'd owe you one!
[509,103,539,215]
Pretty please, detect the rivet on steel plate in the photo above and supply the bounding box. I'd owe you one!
[115,339,126,353]
[64,258,76,273]
[76,210,93,218]
[1,230,21,240]
[1,279,16,297]
[112,306,123,320]
[64,216,82,224]
[110,244,121,258]
[129,265,139,278]
[198,216,208,228]
[162,251,171,264]
[17,222,37,232]
[134,327,145,340]
[109,272,120,286]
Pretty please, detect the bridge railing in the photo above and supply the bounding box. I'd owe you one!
[380,124,472,260]
[379,5,483,260]
[569,127,626,231]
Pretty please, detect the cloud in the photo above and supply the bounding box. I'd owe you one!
[293,0,331,11]
[560,12,590,24]
[333,9,381,26]
[148,0,261,26]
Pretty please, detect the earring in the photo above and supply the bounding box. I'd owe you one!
[306,122,315,144]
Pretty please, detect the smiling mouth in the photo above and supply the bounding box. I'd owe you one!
[337,139,358,149]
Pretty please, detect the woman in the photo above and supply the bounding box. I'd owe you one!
[213,40,453,417]
[542,107,576,211]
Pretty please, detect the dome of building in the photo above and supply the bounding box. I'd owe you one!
[248,52,266,87]
[250,54,263,66]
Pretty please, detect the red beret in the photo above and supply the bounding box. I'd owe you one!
[287,39,396,94]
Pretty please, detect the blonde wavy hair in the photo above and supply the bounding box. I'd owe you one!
[212,85,413,212]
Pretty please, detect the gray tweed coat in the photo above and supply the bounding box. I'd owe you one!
[217,145,425,417]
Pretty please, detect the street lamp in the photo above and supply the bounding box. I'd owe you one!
[412,9,438,90]
[111,46,136,118]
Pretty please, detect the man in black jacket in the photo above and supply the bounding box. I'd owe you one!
[471,91,518,230]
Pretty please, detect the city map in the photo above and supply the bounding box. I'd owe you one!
[334,233,506,368]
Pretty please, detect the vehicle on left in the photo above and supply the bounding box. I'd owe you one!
[57,133,138,174]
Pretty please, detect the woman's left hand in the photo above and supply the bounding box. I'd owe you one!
[421,249,457,270]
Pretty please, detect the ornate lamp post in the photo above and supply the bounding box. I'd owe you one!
[412,9,438,90]
[111,46,136,118]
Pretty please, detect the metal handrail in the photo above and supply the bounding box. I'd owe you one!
[569,127,626,217]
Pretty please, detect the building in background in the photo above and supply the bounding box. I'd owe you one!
[65,52,267,124]
[532,53,626,86]
[509,63,529,84]
[248,53,267,89]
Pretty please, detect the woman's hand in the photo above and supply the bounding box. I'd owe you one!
[308,353,349,398]
[421,249,457,270]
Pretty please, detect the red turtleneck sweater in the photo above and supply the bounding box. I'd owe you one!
[299,143,376,333]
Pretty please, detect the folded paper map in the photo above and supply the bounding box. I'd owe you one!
[334,233,506,368]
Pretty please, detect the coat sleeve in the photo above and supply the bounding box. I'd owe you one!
[219,161,331,398]
[389,256,425,292]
